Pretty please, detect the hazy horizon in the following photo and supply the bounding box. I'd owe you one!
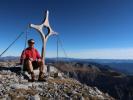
[1,55,133,60]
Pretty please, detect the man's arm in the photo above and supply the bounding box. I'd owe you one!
[35,49,41,60]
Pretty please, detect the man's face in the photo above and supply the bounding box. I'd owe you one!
[28,42,34,48]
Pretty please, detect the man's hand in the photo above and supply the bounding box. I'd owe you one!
[29,58,34,61]
[37,58,44,63]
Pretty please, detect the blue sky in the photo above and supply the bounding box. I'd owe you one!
[0,0,133,59]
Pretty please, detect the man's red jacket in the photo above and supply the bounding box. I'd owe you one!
[20,47,41,64]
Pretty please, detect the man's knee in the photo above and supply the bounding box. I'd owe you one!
[23,59,33,72]
[38,60,44,64]
[38,60,44,66]
[25,59,32,65]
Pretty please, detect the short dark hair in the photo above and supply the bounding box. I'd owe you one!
[28,39,35,43]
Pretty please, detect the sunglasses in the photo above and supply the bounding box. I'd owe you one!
[29,42,35,44]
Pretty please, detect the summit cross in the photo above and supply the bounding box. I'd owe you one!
[30,10,57,69]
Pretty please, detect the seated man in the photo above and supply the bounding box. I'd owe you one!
[20,39,46,82]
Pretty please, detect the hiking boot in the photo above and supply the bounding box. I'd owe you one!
[38,72,47,82]
[29,72,35,82]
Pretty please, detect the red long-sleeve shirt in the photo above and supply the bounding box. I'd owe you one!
[20,47,41,64]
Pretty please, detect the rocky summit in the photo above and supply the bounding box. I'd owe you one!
[0,61,114,100]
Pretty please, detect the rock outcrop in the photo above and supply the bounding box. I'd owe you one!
[0,61,114,100]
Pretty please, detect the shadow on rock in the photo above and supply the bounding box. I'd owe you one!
[0,66,29,80]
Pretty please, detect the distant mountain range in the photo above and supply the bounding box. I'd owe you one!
[46,58,133,75]
[0,56,19,61]
[54,61,133,100]
[1,56,133,75]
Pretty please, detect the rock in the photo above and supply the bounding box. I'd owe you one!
[63,94,70,99]
[96,95,105,100]
[72,90,78,94]
[51,72,64,79]
[58,72,64,79]
[10,84,28,90]
[0,64,115,100]
[0,91,3,96]
[28,94,40,100]
[80,96,85,100]
[0,75,2,78]
[94,87,103,95]
[48,65,58,73]
[53,72,58,78]
[0,98,7,100]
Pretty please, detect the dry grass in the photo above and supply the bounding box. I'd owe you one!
[48,78,80,85]
[8,88,37,100]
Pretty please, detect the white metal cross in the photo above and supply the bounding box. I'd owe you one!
[30,10,57,67]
